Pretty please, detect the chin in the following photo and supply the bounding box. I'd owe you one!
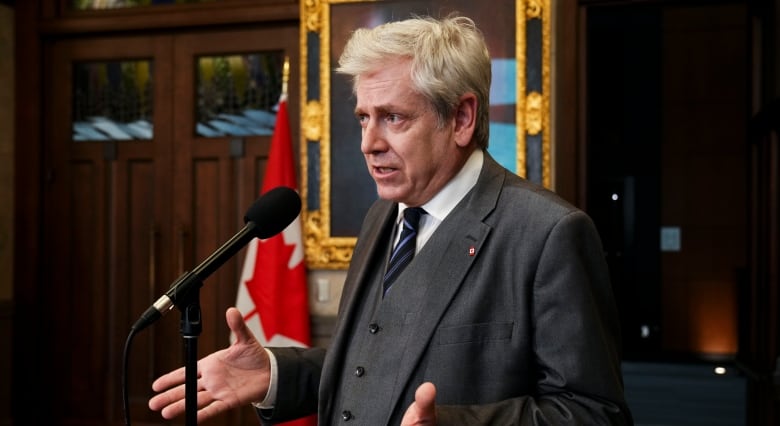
[375,187,405,203]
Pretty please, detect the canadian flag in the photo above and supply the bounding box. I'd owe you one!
[235,97,316,425]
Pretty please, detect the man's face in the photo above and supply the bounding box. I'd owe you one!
[354,59,467,207]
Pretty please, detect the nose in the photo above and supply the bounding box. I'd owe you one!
[361,119,386,155]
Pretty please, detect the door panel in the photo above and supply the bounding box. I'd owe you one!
[171,27,299,363]
[46,34,173,424]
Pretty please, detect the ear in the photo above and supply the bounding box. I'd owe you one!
[453,93,477,148]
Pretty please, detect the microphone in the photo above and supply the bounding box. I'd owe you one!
[131,186,302,332]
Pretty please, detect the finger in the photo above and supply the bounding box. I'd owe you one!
[151,380,219,420]
[226,307,255,344]
[148,383,187,419]
[151,366,187,392]
[159,396,187,420]
[149,383,186,411]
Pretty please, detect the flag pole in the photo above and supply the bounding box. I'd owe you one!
[281,56,289,100]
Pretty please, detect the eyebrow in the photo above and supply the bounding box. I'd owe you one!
[354,104,402,116]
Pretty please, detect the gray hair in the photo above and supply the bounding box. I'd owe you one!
[336,15,491,149]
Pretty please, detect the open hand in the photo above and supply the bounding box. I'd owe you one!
[148,307,271,423]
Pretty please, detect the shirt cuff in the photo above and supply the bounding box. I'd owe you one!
[251,348,279,409]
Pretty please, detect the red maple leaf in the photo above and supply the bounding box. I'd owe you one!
[242,234,308,342]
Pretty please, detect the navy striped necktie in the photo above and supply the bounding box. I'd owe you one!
[383,207,426,296]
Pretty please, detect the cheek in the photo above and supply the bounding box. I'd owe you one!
[404,149,440,184]
[392,128,443,177]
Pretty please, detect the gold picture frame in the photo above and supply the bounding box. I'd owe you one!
[300,0,551,269]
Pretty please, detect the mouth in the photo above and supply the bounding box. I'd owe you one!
[374,166,396,175]
[366,155,400,180]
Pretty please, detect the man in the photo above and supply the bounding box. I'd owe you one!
[149,15,632,425]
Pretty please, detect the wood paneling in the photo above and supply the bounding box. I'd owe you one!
[659,3,747,356]
[42,34,176,424]
[13,3,300,423]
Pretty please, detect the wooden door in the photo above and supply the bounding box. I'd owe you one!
[170,26,299,368]
[37,25,298,425]
[44,34,176,425]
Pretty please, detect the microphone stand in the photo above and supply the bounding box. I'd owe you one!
[177,275,203,426]
[130,187,301,425]
[166,226,257,426]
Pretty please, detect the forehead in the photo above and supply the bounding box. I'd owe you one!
[354,61,424,110]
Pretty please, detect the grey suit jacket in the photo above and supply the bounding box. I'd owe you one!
[264,152,632,425]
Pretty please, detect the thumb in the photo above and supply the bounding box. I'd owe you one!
[415,382,436,410]
[402,382,437,425]
[226,307,255,344]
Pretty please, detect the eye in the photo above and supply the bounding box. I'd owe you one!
[386,113,402,124]
[356,114,369,126]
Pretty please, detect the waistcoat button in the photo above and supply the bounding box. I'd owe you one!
[341,410,353,421]
[368,323,380,334]
[354,366,365,377]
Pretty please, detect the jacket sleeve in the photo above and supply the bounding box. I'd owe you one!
[256,346,326,424]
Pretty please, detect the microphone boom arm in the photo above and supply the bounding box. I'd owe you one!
[132,221,259,332]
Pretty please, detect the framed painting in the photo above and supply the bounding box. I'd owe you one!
[300,0,551,269]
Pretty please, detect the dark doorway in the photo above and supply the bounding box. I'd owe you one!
[586,4,664,359]
[584,1,747,361]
